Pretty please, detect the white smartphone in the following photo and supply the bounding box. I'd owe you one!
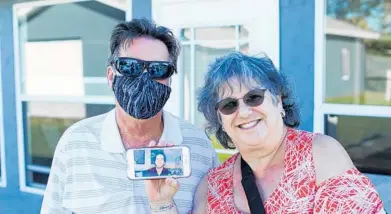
[126,146,191,180]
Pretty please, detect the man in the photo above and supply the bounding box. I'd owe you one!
[41,18,219,214]
[144,152,169,176]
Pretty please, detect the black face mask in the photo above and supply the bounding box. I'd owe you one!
[112,72,171,120]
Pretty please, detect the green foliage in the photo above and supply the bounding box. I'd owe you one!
[326,91,391,106]
[365,38,391,56]
[326,0,391,34]
[327,0,383,26]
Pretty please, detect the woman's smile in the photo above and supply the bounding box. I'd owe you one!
[237,119,262,130]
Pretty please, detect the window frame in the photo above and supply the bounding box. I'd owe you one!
[178,25,250,156]
[314,0,391,173]
[13,0,131,195]
[0,39,7,188]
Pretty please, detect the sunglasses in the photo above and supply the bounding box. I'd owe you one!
[215,89,267,115]
[114,57,176,80]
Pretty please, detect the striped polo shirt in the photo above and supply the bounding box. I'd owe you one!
[41,109,219,214]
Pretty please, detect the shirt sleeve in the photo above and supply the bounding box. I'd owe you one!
[314,168,384,214]
[41,137,72,214]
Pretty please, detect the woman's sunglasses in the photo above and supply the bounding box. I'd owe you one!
[114,57,176,80]
[215,89,267,115]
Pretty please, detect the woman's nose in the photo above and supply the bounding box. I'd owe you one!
[237,100,252,118]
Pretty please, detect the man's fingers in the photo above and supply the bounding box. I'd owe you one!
[149,140,175,148]
[165,178,179,189]
[156,141,166,147]
[148,140,157,147]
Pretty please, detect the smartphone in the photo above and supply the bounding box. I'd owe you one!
[126,146,191,180]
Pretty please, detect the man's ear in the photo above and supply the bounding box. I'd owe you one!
[107,66,115,89]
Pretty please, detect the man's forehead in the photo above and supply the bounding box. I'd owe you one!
[118,37,170,61]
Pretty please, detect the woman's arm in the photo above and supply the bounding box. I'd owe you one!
[312,134,384,213]
[193,175,209,214]
[312,134,355,185]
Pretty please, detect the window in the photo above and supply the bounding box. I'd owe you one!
[23,102,114,188]
[14,0,127,193]
[315,0,391,175]
[325,114,391,175]
[179,25,250,161]
[324,3,390,106]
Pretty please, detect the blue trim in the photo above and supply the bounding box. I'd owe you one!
[280,0,315,132]
[0,3,43,214]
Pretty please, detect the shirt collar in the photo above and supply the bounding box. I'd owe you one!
[100,109,183,153]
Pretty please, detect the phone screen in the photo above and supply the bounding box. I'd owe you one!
[126,146,191,179]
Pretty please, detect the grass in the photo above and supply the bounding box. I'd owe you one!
[326,91,391,106]
[209,135,236,162]
[217,153,233,162]
[29,117,80,159]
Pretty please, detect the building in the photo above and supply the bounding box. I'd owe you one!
[0,0,390,213]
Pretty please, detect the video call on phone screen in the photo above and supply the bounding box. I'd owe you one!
[133,148,184,178]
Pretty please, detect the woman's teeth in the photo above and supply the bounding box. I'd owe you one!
[239,120,260,129]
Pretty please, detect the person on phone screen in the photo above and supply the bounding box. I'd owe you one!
[145,152,170,176]
[41,18,220,214]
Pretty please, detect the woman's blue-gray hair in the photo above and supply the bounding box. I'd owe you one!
[197,52,300,149]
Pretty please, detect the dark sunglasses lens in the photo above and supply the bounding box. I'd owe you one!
[218,99,238,115]
[244,90,265,107]
[117,59,143,77]
[148,63,173,79]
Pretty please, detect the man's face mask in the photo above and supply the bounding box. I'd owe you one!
[112,57,175,119]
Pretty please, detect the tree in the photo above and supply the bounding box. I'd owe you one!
[326,0,383,31]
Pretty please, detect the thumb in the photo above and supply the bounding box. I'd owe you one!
[165,178,179,189]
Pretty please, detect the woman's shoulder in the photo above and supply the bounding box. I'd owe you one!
[311,133,356,185]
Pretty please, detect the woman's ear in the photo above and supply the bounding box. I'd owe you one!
[274,95,283,110]
[276,95,286,117]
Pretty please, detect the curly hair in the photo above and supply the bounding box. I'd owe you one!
[197,52,300,149]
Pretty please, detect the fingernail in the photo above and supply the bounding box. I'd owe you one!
[148,140,156,147]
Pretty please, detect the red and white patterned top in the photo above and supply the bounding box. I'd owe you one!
[206,128,384,214]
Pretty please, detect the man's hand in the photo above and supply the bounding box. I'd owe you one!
[145,140,180,203]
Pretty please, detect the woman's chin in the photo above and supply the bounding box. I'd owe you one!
[236,138,266,149]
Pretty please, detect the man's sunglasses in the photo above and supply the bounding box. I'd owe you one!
[114,57,176,80]
[215,89,267,115]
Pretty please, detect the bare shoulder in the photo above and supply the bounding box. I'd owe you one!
[312,133,355,185]
[193,174,208,214]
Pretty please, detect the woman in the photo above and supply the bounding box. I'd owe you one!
[145,52,385,213]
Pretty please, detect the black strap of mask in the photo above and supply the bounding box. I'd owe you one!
[241,158,266,214]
